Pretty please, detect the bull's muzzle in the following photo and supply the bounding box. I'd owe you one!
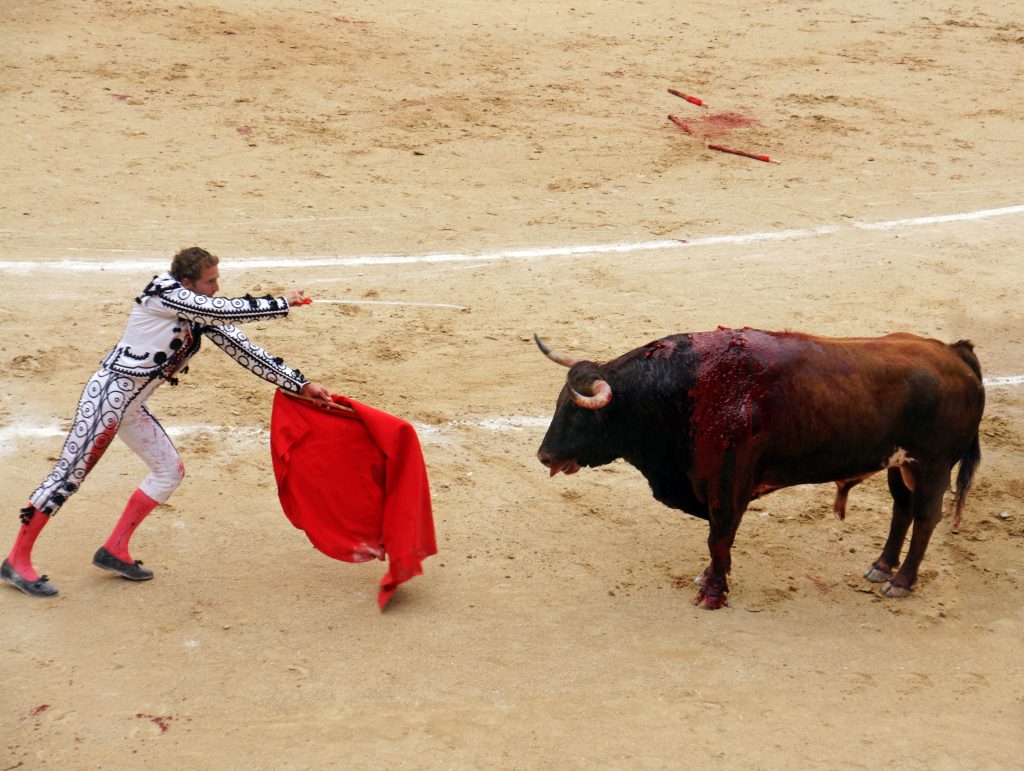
[537,448,581,477]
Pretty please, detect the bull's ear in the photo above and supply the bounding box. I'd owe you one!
[567,362,603,390]
[567,363,612,409]
[568,380,612,410]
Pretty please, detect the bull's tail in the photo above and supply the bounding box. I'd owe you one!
[952,432,980,531]
[950,339,984,531]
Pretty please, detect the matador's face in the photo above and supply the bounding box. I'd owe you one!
[181,264,220,297]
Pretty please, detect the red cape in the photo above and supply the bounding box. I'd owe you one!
[270,391,437,609]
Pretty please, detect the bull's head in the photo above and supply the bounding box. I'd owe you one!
[535,334,619,477]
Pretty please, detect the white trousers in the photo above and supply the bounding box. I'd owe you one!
[29,369,185,515]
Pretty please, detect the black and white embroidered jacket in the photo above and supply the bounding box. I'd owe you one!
[100,272,309,392]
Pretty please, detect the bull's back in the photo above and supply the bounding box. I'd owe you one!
[689,329,983,485]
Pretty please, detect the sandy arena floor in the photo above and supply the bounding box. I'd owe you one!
[2,0,1023,767]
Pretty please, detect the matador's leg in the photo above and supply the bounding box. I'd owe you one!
[94,403,184,581]
[28,371,154,515]
[4,372,153,596]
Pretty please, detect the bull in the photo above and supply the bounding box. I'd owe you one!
[535,328,984,609]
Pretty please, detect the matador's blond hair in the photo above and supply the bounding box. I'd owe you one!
[170,247,219,282]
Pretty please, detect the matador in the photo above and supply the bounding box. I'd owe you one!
[2,247,332,597]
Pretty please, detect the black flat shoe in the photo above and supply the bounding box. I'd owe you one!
[92,547,154,581]
[1,559,59,597]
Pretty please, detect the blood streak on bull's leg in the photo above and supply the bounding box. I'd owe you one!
[694,443,760,609]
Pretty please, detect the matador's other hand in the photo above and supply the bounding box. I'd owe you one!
[285,289,310,305]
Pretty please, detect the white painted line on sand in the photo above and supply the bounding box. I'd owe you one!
[0,416,554,456]
[0,422,270,452]
[314,299,467,310]
[447,416,553,431]
[984,375,1024,387]
[853,204,1024,230]
[1,203,1020,274]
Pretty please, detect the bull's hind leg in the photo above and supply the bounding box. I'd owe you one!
[866,469,912,584]
[882,468,949,598]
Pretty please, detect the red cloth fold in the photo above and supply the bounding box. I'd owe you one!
[270,391,436,610]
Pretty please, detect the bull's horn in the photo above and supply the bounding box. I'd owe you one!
[569,379,612,410]
[534,333,578,368]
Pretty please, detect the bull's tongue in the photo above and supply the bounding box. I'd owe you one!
[549,460,579,477]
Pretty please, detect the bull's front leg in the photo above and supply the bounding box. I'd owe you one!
[691,454,754,610]
[695,507,745,610]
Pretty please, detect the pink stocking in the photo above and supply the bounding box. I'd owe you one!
[103,488,159,562]
[7,506,51,582]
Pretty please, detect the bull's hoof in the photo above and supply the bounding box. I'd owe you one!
[880,582,912,599]
[864,562,893,584]
[697,591,729,610]
[693,572,729,609]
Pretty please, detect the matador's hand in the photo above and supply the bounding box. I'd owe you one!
[301,382,333,403]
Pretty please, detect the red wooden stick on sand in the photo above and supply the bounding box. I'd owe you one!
[668,88,708,108]
[667,115,694,135]
[708,144,781,164]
